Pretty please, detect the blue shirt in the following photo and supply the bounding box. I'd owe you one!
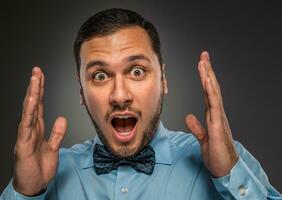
[1,122,281,200]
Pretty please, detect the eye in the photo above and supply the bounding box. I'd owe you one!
[130,67,145,77]
[93,71,108,81]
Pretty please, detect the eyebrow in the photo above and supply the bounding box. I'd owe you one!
[125,54,151,63]
[85,54,151,70]
[85,60,109,71]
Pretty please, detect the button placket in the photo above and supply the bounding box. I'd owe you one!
[114,166,132,200]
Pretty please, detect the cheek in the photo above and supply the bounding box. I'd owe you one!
[132,78,162,111]
[84,87,109,122]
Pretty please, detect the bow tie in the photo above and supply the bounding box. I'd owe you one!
[93,144,155,175]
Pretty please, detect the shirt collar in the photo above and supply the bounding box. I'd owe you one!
[149,121,172,165]
[82,121,172,169]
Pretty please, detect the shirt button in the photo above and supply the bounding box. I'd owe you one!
[121,187,128,194]
[239,186,247,196]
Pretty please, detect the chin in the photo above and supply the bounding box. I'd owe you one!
[110,142,141,158]
[108,127,146,158]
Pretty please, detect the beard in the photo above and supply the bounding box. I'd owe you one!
[83,89,164,158]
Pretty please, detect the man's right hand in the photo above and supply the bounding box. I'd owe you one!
[13,67,67,196]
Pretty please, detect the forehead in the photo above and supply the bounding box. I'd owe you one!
[79,26,157,68]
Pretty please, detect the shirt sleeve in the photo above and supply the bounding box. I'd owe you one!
[0,180,46,200]
[212,142,282,200]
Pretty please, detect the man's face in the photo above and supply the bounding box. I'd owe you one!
[79,26,168,157]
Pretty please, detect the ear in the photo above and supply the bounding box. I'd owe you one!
[77,75,85,105]
[80,88,85,105]
[162,64,168,94]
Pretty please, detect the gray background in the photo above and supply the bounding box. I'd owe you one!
[1,0,282,193]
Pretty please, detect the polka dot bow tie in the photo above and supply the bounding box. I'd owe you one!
[93,144,155,175]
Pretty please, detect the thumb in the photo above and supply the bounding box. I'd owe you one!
[185,114,207,143]
[48,116,67,151]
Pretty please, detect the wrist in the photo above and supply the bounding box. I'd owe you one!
[12,178,45,197]
[210,154,239,178]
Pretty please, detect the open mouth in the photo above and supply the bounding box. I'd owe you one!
[111,116,137,135]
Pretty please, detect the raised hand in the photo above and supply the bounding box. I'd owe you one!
[185,51,238,177]
[13,67,67,196]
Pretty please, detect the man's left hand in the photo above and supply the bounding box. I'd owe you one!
[185,51,239,177]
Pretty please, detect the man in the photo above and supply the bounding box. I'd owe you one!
[1,8,281,200]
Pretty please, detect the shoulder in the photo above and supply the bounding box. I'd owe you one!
[165,128,202,163]
[59,139,94,155]
[165,129,249,158]
[166,128,199,150]
[58,140,94,168]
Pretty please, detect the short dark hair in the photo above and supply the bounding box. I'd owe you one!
[73,8,163,74]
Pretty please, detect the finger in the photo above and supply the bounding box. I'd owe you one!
[201,51,223,102]
[24,68,41,124]
[200,51,209,61]
[22,67,42,125]
[48,117,67,151]
[185,114,207,143]
[32,68,44,127]
[37,71,45,119]
[198,60,210,111]
[198,60,207,89]
[200,51,225,111]
[205,77,222,123]
[19,67,42,140]
[198,59,213,122]
[200,52,217,86]
[36,72,45,138]
[32,109,38,126]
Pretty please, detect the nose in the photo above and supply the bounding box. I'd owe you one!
[109,76,133,108]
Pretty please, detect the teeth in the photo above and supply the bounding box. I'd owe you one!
[118,131,131,136]
[115,115,132,119]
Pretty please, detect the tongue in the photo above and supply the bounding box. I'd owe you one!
[114,117,135,133]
